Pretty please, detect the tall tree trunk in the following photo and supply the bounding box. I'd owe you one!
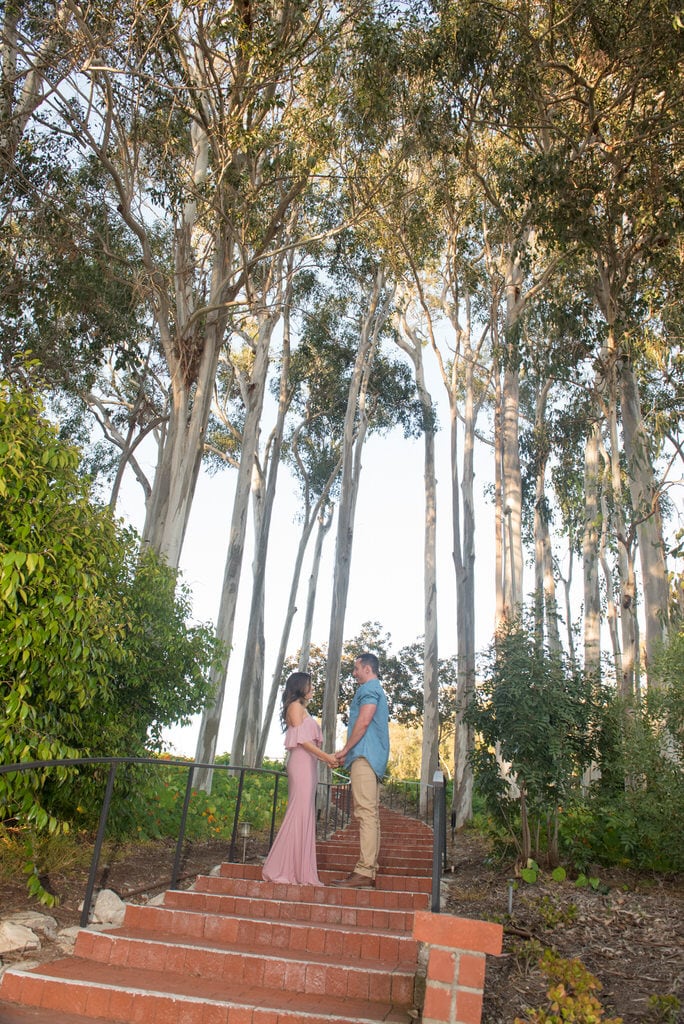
[193,314,274,789]
[256,487,338,765]
[583,418,602,676]
[298,510,335,673]
[501,247,526,615]
[141,125,234,569]
[619,358,670,678]
[494,367,505,629]
[533,380,560,653]
[605,349,638,698]
[396,315,439,816]
[321,270,392,756]
[232,287,293,766]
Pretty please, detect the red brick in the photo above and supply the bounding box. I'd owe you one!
[455,988,484,1024]
[227,1006,254,1023]
[458,952,486,991]
[304,964,327,994]
[328,969,350,999]
[428,947,457,984]
[202,1004,230,1024]
[109,989,136,1019]
[423,982,454,1021]
[84,985,113,1017]
[345,969,369,1000]
[369,972,391,1001]
[391,972,414,1004]
[283,961,306,991]
[414,912,503,955]
[178,1001,207,1024]
[0,972,24,1001]
[262,958,286,989]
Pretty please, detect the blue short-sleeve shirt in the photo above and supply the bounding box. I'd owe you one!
[344,677,390,780]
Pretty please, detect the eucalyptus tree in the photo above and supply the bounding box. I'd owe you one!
[395,300,440,813]
[318,245,423,757]
[7,0,357,573]
[507,0,684,690]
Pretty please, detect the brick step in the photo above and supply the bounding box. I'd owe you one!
[194,872,430,910]
[216,862,433,894]
[164,886,418,932]
[318,854,432,875]
[0,961,414,1023]
[74,927,416,1004]
[122,902,419,964]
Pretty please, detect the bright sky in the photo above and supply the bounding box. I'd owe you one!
[118,364,497,760]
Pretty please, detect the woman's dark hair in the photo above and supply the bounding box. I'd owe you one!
[280,672,312,729]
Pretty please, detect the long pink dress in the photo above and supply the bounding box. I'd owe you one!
[262,715,322,885]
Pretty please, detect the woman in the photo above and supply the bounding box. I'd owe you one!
[262,672,337,885]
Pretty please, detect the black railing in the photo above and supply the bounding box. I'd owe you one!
[431,770,447,913]
[0,756,350,927]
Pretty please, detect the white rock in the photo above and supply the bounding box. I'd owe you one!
[55,926,81,951]
[91,889,126,926]
[0,922,41,955]
[6,912,58,941]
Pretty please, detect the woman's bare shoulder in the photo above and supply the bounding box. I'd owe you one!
[286,701,306,727]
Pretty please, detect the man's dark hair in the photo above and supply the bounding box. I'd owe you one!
[357,652,380,677]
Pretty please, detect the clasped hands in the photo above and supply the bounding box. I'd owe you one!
[322,750,346,769]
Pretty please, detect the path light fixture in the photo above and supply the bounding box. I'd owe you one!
[239,820,251,863]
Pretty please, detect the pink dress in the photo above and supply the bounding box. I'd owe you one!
[262,715,322,885]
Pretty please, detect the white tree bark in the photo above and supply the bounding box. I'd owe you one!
[194,314,275,789]
[583,418,602,676]
[619,358,670,677]
[395,312,439,816]
[321,270,393,755]
[533,380,561,653]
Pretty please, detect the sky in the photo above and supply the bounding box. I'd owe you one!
[117,363,498,760]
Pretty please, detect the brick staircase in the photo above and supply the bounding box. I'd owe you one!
[0,807,434,1023]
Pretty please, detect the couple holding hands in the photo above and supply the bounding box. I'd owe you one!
[261,653,390,889]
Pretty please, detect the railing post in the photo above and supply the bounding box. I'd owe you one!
[80,762,117,927]
[268,773,280,847]
[228,767,246,863]
[431,769,445,914]
[170,764,195,889]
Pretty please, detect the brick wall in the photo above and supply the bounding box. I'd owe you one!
[413,911,504,1024]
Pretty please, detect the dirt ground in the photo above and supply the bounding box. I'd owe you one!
[445,831,684,1024]
[1,831,682,1022]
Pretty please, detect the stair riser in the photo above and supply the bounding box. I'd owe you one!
[197,874,429,910]
[163,889,416,933]
[123,905,419,965]
[76,932,415,1005]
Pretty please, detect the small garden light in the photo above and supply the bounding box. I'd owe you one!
[238,820,251,862]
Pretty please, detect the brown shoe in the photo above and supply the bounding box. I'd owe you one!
[329,872,375,888]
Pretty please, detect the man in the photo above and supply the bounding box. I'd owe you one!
[331,652,390,888]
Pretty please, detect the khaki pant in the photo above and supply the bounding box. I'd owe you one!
[350,757,381,878]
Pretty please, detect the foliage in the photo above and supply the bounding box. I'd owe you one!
[556,662,684,873]
[514,948,623,1024]
[386,721,455,780]
[0,383,220,881]
[646,994,681,1024]
[465,619,612,865]
[109,758,289,842]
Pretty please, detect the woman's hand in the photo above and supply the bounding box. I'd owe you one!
[323,751,338,768]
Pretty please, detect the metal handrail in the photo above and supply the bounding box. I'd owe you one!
[0,756,350,926]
